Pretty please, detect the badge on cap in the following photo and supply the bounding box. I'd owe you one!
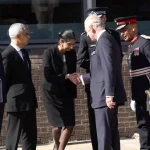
[134,47,139,56]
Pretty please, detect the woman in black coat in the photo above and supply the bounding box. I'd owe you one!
[41,30,78,150]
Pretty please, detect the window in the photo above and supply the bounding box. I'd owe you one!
[0,0,83,44]
[96,0,150,35]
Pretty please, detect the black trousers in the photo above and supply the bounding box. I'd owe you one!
[6,109,37,150]
[85,85,98,150]
[94,106,120,150]
[136,103,150,150]
[0,103,4,135]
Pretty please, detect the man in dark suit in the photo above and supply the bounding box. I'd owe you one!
[2,23,37,150]
[0,53,6,135]
[79,14,127,150]
[77,7,122,150]
[77,31,97,150]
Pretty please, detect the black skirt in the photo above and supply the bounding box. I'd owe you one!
[41,88,75,127]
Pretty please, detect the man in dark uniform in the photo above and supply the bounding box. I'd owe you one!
[114,16,150,150]
[77,7,122,150]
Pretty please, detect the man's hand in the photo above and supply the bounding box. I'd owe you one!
[106,97,116,109]
[65,73,81,84]
[69,73,81,84]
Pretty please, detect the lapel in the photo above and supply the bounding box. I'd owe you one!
[9,45,31,71]
[9,45,24,64]
[94,30,106,55]
[52,47,64,74]
[90,31,107,73]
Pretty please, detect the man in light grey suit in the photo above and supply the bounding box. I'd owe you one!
[80,14,127,150]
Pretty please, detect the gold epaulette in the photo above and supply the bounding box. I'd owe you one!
[141,34,150,39]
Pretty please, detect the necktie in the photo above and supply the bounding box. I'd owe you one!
[21,49,28,69]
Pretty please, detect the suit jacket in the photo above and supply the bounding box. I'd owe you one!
[83,31,127,109]
[0,53,6,103]
[106,28,123,59]
[41,46,77,99]
[77,29,122,73]
[2,45,37,112]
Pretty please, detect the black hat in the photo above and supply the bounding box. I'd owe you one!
[85,7,108,18]
[114,16,137,30]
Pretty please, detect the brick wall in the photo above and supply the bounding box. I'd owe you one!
[0,47,137,146]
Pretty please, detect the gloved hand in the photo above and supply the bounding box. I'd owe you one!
[130,100,136,111]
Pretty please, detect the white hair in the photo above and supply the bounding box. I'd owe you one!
[84,14,105,30]
[8,23,28,39]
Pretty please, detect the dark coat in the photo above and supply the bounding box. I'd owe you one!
[41,46,77,99]
[2,45,37,112]
[83,31,127,108]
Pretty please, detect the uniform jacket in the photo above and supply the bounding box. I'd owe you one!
[83,31,127,108]
[2,45,37,112]
[128,34,150,103]
[77,32,96,72]
[41,46,77,99]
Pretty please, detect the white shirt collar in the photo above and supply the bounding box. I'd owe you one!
[97,29,106,41]
[10,42,21,52]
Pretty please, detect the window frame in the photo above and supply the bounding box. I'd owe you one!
[0,0,87,45]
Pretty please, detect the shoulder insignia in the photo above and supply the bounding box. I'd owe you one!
[141,34,150,39]
[81,32,86,35]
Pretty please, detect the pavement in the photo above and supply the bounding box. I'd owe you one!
[0,137,140,150]
[23,137,139,150]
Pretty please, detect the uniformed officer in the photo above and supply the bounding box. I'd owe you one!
[114,16,150,150]
[77,7,122,150]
